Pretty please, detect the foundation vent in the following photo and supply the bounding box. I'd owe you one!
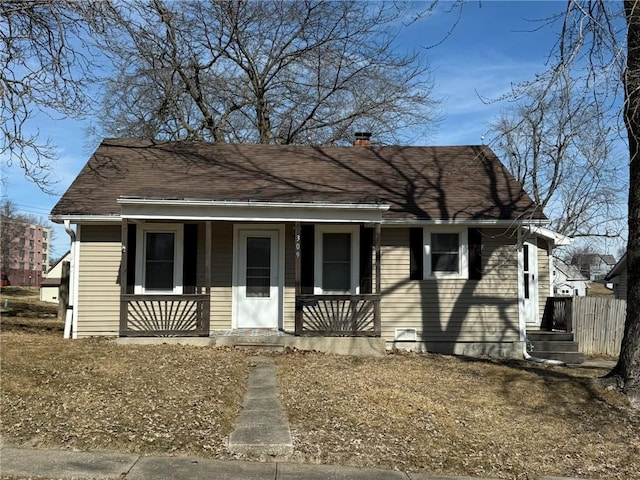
[395,328,417,341]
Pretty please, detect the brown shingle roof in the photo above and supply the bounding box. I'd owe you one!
[51,139,546,222]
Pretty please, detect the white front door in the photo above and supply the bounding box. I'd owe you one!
[521,239,539,327]
[234,228,281,329]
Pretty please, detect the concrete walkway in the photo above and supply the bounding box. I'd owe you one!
[227,356,293,456]
[0,447,600,480]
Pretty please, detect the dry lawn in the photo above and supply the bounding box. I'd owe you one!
[1,289,638,479]
[0,290,250,458]
[276,353,640,480]
[1,331,249,457]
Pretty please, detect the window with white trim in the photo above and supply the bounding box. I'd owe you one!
[135,224,184,294]
[424,227,468,279]
[314,225,360,294]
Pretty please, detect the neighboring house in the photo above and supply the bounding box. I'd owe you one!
[50,138,566,358]
[605,253,628,301]
[553,258,589,297]
[40,251,71,303]
[1,220,51,287]
[571,253,617,281]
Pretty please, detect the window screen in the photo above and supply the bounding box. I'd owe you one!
[322,232,351,291]
[144,232,175,290]
[431,232,460,273]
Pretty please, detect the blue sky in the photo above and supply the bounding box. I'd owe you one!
[0,1,610,259]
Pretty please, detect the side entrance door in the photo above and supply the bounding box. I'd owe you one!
[521,239,540,327]
[234,228,281,329]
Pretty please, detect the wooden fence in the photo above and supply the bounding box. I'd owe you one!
[572,297,626,356]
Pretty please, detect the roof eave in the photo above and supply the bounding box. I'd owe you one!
[50,214,121,224]
[525,226,572,246]
[382,218,549,227]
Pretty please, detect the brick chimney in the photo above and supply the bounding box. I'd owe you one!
[354,132,372,147]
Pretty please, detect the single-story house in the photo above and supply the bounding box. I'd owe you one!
[605,253,628,301]
[50,138,565,357]
[553,258,588,297]
[40,251,71,303]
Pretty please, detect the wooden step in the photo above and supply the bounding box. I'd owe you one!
[526,331,584,364]
[529,350,585,365]
[526,331,574,342]
[528,341,580,353]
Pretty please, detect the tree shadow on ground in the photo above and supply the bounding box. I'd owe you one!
[450,354,633,415]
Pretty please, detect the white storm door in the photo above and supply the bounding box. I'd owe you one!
[521,240,539,327]
[235,229,280,329]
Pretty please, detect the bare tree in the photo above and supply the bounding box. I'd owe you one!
[420,0,637,400]
[492,83,627,241]
[619,0,640,403]
[510,0,638,402]
[95,0,438,145]
[0,1,106,190]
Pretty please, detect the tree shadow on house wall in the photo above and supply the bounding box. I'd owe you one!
[55,139,541,352]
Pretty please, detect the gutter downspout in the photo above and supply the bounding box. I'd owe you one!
[523,337,565,366]
[63,220,76,339]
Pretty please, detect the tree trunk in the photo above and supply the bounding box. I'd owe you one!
[609,1,640,403]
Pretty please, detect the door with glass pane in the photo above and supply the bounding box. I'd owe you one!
[521,240,539,326]
[235,229,280,328]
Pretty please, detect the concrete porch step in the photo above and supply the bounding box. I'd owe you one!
[233,343,285,352]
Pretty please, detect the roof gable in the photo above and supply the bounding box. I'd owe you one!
[52,139,546,223]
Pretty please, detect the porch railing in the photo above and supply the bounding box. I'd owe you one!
[120,294,210,336]
[541,296,573,333]
[295,294,381,337]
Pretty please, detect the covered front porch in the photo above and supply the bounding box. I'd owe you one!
[117,198,386,339]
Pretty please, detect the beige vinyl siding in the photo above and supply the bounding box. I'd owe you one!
[536,238,550,322]
[613,264,628,301]
[617,271,628,301]
[195,222,206,287]
[283,225,296,331]
[380,227,520,343]
[76,224,122,337]
[210,222,233,330]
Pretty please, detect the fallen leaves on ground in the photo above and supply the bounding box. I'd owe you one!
[1,331,248,458]
[1,297,638,480]
[276,352,640,480]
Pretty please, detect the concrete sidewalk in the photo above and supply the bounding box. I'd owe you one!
[0,447,600,480]
[228,356,293,456]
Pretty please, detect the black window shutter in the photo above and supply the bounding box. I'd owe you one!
[183,224,198,293]
[126,223,137,294]
[300,224,314,294]
[409,227,423,280]
[469,228,483,280]
[359,226,374,294]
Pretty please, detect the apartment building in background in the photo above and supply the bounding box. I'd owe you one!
[3,222,51,287]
